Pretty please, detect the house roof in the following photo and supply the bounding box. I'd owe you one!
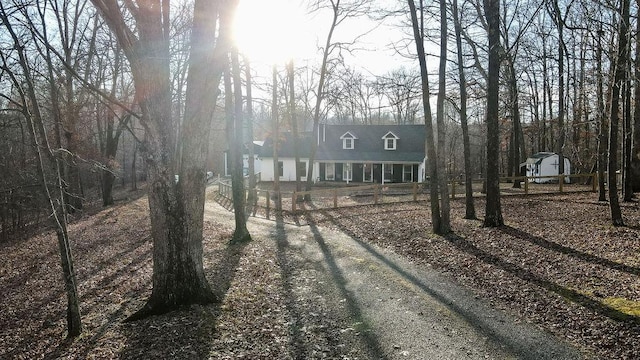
[258,131,313,158]
[317,124,426,163]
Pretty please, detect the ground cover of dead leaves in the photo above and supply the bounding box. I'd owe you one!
[0,189,639,359]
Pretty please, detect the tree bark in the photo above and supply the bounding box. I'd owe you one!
[436,0,450,233]
[452,0,476,219]
[607,0,628,226]
[244,57,257,208]
[91,0,233,319]
[230,45,251,243]
[408,0,441,233]
[483,0,504,227]
[272,66,282,211]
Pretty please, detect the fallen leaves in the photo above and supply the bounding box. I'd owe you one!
[309,192,640,359]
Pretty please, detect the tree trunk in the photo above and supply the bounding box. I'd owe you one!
[483,0,503,227]
[623,64,633,201]
[608,0,628,226]
[90,0,233,320]
[551,0,565,183]
[453,0,476,219]
[408,0,441,233]
[436,0,450,233]
[272,65,282,211]
[244,56,257,208]
[632,1,640,193]
[508,58,522,188]
[288,60,302,197]
[596,24,607,202]
[230,45,251,243]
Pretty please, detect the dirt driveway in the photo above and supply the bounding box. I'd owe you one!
[205,200,584,359]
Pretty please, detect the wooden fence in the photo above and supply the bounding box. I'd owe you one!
[216,173,597,214]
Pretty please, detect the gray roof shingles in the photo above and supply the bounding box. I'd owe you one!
[317,124,425,163]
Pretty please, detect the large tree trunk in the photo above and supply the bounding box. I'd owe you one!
[452,0,476,220]
[483,0,503,227]
[408,0,441,233]
[90,0,233,319]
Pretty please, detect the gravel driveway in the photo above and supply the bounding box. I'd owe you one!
[208,199,585,359]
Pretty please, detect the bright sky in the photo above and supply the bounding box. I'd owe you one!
[234,0,319,66]
[233,0,416,76]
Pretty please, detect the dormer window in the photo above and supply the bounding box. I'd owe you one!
[340,131,357,149]
[382,131,399,150]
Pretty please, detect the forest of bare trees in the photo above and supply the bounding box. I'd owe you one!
[1,0,639,334]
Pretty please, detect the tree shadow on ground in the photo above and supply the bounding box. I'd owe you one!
[274,213,389,359]
[499,225,640,276]
[308,209,584,360]
[444,229,640,325]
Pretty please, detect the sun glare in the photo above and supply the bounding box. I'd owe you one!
[234,0,317,65]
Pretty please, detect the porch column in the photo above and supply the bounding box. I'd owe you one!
[381,163,385,185]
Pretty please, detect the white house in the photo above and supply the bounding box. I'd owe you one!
[521,152,571,183]
[223,141,262,177]
[258,132,310,182]
[258,124,427,184]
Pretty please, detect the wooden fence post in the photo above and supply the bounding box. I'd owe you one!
[524,176,529,194]
[333,189,338,208]
[413,182,417,201]
[292,192,297,212]
[266,190,270,214]
[374,184,379,204]
[592,173,597,192]
[559,175,564,192]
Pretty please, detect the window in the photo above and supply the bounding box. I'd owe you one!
[340,131,357,149]
[297,161,307,177]
[385,138,396,150]
[382,131,399,150]
[325,163,335,180]
[403,165,413,182]
[278,161,283,177]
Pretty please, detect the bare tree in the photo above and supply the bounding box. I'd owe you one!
[0,4,82,336]
[90,0,233,319]
[305,0,371,195]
